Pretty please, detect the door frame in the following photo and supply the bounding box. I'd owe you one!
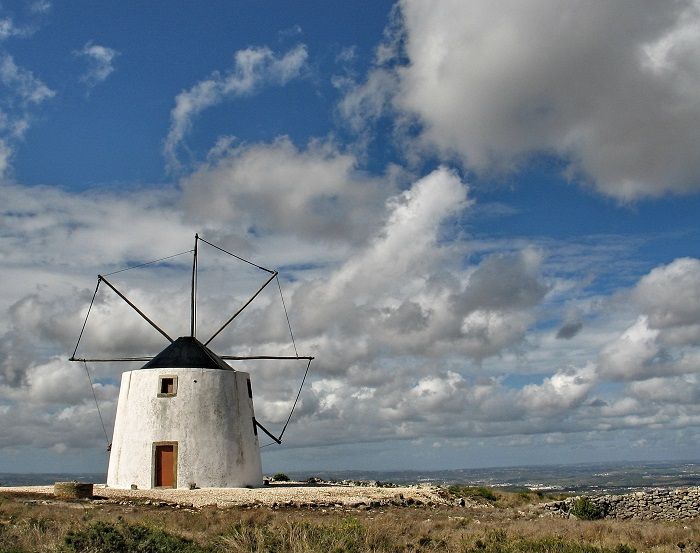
[152,441,178,489]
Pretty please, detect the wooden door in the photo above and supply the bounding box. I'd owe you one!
[154,444,176,487]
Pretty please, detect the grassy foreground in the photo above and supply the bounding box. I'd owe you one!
[1,490,699,553]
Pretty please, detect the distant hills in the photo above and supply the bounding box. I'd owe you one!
[2,461,698,494]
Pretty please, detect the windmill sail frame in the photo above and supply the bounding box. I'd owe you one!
[69,234,313,449]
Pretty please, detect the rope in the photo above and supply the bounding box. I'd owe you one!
[82,361,110,448]
[103,249,194,276]
[278,357,311,439]
[276,275,298,358]
[72,249,190,357]
[198,237,274,274]
[71,279,101,359]
[259,357,312,448]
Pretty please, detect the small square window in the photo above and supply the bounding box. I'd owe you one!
[161,378,174,394]
[158,376,177,397]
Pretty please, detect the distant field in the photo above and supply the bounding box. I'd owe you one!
[2,460,699,493]
[1,487,698,552]
[287,461,700,493]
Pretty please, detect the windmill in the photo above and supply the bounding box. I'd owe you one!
[70,234,313,489]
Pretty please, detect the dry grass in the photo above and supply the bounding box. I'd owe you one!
[445,486,568,508]
[0,491,698,553]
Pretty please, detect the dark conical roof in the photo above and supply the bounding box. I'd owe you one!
[141,336,233,370]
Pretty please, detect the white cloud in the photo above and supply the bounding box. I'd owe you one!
[633,257,700,338]
[520,364,597,414]
[0,180,199,388]
[164,44,308,170]
[598,316,661,381]
[181,137,398,244]
[343,0,700,200]
[30,1,52,15]
[75,41,119,88]
[1,140,699,455]
[0,163,564,450]
[627,374,700,405]
[0,18,28,40]
[320,166,469,297]
[1,2,700,465]
[25,359,104,405]
[0,53,53,176]
[0,182,191,269]
[459,310,532,360]
[0,53,53,104]
[598,257,700,381]
[337,68,398,134]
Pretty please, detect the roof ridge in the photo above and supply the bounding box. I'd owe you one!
[140,336,234,371]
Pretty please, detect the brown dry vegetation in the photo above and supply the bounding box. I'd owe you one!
[0,490,699,553]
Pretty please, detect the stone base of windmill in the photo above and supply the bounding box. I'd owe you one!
[53,482,94,500]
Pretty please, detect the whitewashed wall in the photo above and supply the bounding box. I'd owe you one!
[107,367,262,489]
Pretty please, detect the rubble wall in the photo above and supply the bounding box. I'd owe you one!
[544,487,700,520]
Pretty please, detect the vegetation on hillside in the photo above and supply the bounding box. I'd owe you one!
[59,521,641,553]
[448,485,499,502]
[0,491,697,553]
[445,485,566,507]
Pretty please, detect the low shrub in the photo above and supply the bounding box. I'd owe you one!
[272,472,290,482]
[62,521,206,553]
[448,485,499,502]
[570,497,604,520]
[465,529,635,553]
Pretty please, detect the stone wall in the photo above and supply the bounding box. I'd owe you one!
[544,487,700,520]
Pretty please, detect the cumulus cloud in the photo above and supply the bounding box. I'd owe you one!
[0,162,567,450]
[627,374,700,405]
[598,316,661,381]
[1,139,699,455]
[519,364,597,414]
[75,41,119,89]
[164,44,308,170]
[15,177,685,452]
[0,377,117,450]
[343,0,700,200]
[598,257,700,381]
[300,363,600,447]
[0,182,191,269]
[0,180,200,391]
[181,137,397,244]
[223,168,554,411]
[3,2,700,463]
[633,257,700,341]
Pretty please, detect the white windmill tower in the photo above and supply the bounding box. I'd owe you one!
[70,235,313,489]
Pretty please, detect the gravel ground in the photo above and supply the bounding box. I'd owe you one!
[0,482,449,508]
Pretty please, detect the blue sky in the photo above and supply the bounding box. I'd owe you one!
[1,0,700,474]
[9,0,394,188]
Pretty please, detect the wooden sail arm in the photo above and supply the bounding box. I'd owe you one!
[99,275,174,343]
